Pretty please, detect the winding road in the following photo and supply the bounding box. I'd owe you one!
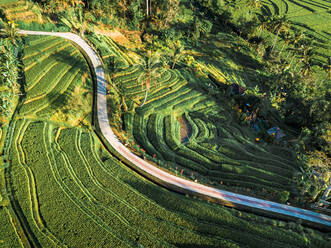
[18,30,331,230]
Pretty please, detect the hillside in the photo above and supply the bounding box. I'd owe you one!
[0,0,330,247]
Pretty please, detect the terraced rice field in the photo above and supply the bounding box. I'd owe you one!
[0,33,330,247]
[2,119,330,247]
[110,60,301,200]
[260,0,331,63]
[0,0,42,23]
[18,35,92,120]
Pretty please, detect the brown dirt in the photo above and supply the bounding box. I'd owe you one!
[178,114,191,143]
[94,26,142,49]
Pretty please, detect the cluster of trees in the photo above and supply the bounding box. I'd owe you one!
[32,0,180,31]
[0,20,22,123]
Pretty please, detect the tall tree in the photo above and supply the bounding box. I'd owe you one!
[137,51,162,107]
[270,16,290,53]
[146,0,151,17]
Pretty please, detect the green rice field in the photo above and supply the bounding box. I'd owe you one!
[0,33,330,248]
[110,60,301,200]
[1,118,329,247]
[260,0,331,64]
[17,35,92,122]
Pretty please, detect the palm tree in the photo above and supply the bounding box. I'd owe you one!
[171,41,188,69]
[137,51,162,107]
[256,14,272,38]
[0,20,19,45]
[270,16,290,53]
[60,7,88,37]
[278,32,292,58]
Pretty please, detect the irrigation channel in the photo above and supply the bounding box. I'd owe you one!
[18,30,331,230]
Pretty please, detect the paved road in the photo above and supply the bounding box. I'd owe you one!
[18,30,331,229]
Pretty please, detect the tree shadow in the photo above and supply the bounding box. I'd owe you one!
[48,49,86,71]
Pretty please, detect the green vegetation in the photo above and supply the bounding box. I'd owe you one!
[82,0,330,205]
[0,34,327,248]
[0,0,330,247]
[0,118,329,247]
[106,55,299,203]
[18,35,92,125]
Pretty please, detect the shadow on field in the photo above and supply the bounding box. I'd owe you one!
[50,50,86,71]
[120,177,240,247]
[45,92,71,112]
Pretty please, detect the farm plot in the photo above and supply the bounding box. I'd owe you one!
[3,119,330,248]
[114,64,301,202]
[18,35,92,120]
[0,0,42,23]
[259,0,331,65]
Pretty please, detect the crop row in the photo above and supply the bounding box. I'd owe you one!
[23,46,77,90]
[23,41,72,68]
[5,118,330,247]
[88,35,131,70]
[21,67,82,116]
[126,102,297,191]
[23,35,58,46]
[23,37,66,60]
[19,36,89,117]
[116,65,299,193]
[25,56,77,100]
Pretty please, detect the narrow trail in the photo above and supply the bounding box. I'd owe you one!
[17,30,331,230]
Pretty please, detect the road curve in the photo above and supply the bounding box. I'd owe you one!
[18,30,331,229]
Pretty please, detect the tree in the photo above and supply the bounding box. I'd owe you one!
[0,20,19,45]
[256,14,272,38]
[137,51,162,107]
[170,40,189,69]
[60,6,88,37]
[146,0,151,17]
[270,16,290,53]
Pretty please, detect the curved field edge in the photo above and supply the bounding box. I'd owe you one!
[104,51,300,201]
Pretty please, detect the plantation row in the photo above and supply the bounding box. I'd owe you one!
[18,35,92,119]
[113,63,301,199]
[2,119,329,247]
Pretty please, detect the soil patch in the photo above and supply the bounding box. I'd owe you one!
[94,26,142,48]
[178,114,191,143]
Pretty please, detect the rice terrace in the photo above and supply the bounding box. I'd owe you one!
[0,0,330,247]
